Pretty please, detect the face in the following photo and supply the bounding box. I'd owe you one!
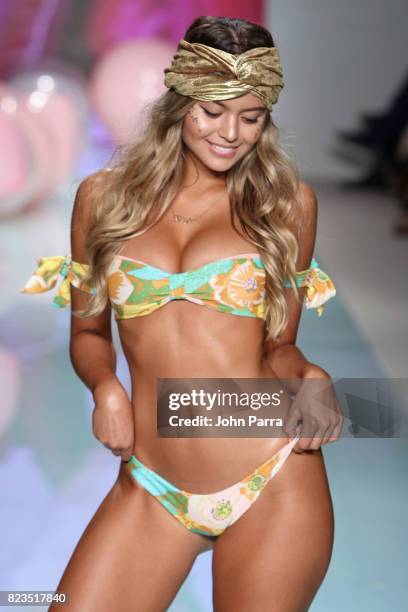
[181,93,268,172]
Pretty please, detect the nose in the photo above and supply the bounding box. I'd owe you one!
[218,114,239,143]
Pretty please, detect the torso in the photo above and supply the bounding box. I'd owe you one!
[117,191,288,493]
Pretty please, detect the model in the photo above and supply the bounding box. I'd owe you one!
[21,15,342,612]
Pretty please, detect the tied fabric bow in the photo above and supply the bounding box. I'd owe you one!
[294,259,337,316]
[19,254,94,308]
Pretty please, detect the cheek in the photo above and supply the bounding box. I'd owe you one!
[184,107,206,137]
[245,123,263,145]
[184,107,219,141]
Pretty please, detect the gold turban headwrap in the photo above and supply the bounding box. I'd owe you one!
[164,39,284,111]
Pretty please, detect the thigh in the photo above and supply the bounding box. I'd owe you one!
[212,449,334,612]
[50,463,210,612]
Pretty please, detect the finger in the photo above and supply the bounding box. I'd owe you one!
[310,425,331,447]
[322,422,337,444]
[292,434,312,453]
[121,449,133,462]
[332,416,345,439]
[321,432,332,445]
[309,436,324,450]
[327,432,341,443]
[295,435,317,452]
[283,415,302,439]
[326,418,343,443]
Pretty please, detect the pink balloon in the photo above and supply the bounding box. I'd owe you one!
[11,69,88,190]
[0,84,44,216]
[13,94,55,206]
[1,69,88,217]
[90,38,174,144]
[18,92,84,185]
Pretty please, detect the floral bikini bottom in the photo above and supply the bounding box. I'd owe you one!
[123,436,300,538]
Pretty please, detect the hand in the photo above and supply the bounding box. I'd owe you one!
[283,366,344,453]
[92,379,135,462]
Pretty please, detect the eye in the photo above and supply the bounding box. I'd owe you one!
[202,107,221,118]
[242,117,259,124]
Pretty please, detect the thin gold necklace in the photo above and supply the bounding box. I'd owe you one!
[171,189,227,224]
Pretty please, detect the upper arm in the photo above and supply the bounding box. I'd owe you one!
[70,170,112,340]
[265,180,318,351]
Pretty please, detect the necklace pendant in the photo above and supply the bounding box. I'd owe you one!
[172,213,194,224]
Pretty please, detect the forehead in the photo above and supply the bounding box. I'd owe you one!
[201,93,266,112]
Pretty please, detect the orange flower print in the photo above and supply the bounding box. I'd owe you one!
[209,261,265,310]
[302,268,336,314]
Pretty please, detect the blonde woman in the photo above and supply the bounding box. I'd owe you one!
[22,15,342,612]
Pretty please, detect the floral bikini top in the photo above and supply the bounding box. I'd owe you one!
[20,252,336,320]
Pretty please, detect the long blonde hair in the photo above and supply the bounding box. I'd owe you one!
[75,19,303,342]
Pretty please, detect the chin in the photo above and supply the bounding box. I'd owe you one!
[199,153,240,172]
[206,159,237,172]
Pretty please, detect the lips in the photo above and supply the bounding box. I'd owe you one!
[207,140,239,158]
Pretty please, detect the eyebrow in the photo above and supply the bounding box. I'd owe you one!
[211,101,266,112]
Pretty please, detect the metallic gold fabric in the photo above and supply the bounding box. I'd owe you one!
[164,39,284,110]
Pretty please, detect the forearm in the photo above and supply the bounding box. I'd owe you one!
[69,330,120,394]
[264,344,327,393]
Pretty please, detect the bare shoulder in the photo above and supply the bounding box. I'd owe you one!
[289,180,319,268]
[286,180,318,239]
[71,169,113,259]
[72,168,112,228]
[76,168,112,201]
[296,180,318,220]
